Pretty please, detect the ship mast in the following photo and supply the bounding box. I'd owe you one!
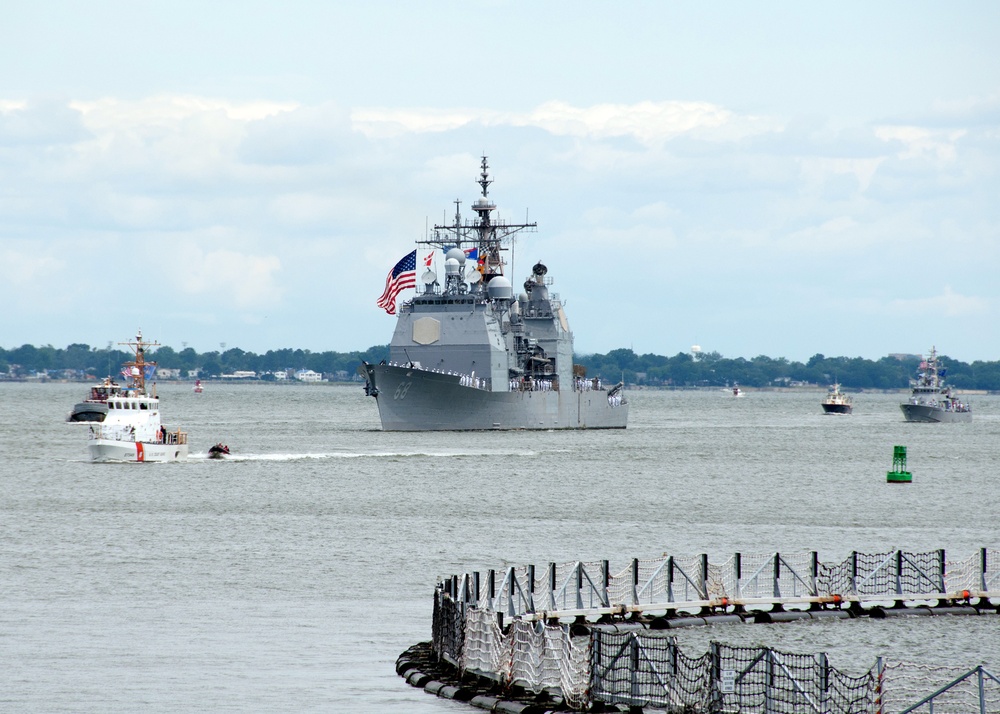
[119,329,159,394]
[419,155,536,282]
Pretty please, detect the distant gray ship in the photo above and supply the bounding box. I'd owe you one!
[358,157,628,431]
[900,346,971,423]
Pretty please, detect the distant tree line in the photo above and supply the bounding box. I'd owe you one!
[0,343,389,381]
[573,349,1000,391]
[3,343,999,391]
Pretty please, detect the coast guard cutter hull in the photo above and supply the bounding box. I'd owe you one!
[359,157,628,431]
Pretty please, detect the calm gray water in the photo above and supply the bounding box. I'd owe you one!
[1,382,998,712]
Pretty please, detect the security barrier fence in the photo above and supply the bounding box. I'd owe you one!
[429,548,999,712]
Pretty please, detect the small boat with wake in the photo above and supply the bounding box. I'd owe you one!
[193,379,203,393]
[821,383,852,414]
[900,347,971,423]
[85,330,190,462]
[207,443,230,459]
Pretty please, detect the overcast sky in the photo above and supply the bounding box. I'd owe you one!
[2,1,998,362]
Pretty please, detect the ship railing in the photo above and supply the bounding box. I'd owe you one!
[164,430,188,445]
[439,548,1000,621]
[88,424,188,445]
[385,361,491,390]
[88,424,137,442]
[514,377,558,392]
[573,378,607,392]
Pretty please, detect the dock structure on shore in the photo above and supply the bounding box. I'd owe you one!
[402,547,1000,712]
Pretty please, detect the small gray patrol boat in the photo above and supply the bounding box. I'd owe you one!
[358,157,628,431]
[900,346,971,423]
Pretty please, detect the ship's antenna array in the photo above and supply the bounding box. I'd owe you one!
[417,155,537,282]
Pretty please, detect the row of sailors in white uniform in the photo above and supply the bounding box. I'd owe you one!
[510,378,556,392]
[460,373,483,388]
[385,362,613,396]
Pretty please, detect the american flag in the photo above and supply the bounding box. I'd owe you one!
[376,250,417,315]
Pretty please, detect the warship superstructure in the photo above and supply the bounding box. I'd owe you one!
[358,157,628,431]
[900,347,971,423]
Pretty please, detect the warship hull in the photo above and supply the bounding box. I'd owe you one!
[361,363,628,431]
[900,404,971,423]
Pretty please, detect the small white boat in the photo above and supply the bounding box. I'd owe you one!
[822,383,853,414]
[86,330,189,463]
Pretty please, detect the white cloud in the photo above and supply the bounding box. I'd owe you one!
[173,247,284,309]
[798,157,884,192]
[885,286,989,318]
[352,100,780,145]
[0,247,64,288]
[874,125,966,162]
[0,90,997,359]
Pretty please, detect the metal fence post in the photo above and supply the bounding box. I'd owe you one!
[735,552,742,600]
[602,559,610,607]
[576,562,584,610]
[507,566,516,617]
[630,633,641,706]
[710,642,722,714]
[875,656,884,714]
[979,665,986,714]
[527,564,535,614]
[632,558,639,606]
[819,652,830,714]
[896,550,903,596]
[938,548,946,592]
[549,562,557,612]
[774,552,781,598]
[667,556,674,602]
[765,648,775,713]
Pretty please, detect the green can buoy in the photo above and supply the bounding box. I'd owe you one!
[887,445,912,483]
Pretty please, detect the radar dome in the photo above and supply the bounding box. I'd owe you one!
[487,276,513,301]
[445,247,466,266]
[444,257,461,276]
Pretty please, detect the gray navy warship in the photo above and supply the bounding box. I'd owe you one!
[358,157,628,431]
[900,346,971,423]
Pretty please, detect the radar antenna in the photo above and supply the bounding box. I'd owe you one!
[418,155,536,282]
